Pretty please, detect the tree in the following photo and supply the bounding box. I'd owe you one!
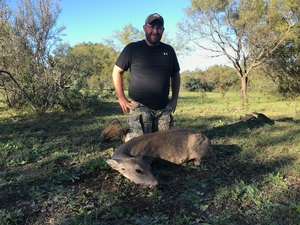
[179,0,300,102]
[203,65,238,91]
[263,15,300,97]
[265,39,300,97]
[104,23,144,52]
[0,0,11,43]
[48,42,118,111]
[65,43,118,88]
[104,23,184,89]
[105,23,181,52]
[0,0,66,113]
[185,77,202,92]
[0,0,31,107]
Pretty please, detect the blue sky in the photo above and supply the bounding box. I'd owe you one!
[58,0,190,46]
[9,0,230,71]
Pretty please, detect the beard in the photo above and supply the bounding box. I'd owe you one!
[145,32,162,46]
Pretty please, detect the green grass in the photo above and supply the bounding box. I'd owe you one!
[0,91,299,225]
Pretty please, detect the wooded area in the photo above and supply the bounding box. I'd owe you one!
[0,0,299,114]
[178,0,300,102]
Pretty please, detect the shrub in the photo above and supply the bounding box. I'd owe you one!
[202,81,215,92]
[185,78,202,92]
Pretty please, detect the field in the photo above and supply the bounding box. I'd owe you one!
[0,91,300,225]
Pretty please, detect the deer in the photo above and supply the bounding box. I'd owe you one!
[100,119,129,143]
[105,128,216,188]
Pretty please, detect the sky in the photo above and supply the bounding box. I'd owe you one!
[8,0,230,71]
[57,0,231,71]
[58,0,189,46]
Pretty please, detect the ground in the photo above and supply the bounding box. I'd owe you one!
[1,94,300,224]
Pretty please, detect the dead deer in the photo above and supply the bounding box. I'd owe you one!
[239,112,275,125]
[100,119,129,143]
[106,129,216,188]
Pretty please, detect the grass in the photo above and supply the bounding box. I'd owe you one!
[0,91,299,225]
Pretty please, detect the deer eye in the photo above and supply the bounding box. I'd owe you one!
[136,169,143,174]
[121,168,125,170]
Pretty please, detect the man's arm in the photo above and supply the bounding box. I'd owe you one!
[112,65,133,113]
[169,72,181,112]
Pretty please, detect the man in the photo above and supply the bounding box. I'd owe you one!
[111,13,180,142]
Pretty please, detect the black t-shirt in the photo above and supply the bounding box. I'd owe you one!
[116,40,180,109]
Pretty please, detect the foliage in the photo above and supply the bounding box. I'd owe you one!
[184,78,215,92]
[51,42,117,112]
[185,77,202,92]
[265,38,300,98]
[63,42,118,89]
[179,0,300,102]
[202,81,215,92]
[106,23,144,51]
[104,22,185,54]
[0,0,66,113]
[182,65,239,92]
[0,209,24,224]
[0,0,12,63]
[203,65,238,91]
[1,91,300,224]
[0,0,27,108]
[0,1,118,114]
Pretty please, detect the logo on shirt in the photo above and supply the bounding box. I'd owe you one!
[163,52,168,55]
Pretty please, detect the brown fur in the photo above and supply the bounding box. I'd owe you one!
[106,130,216,187]
[100,119,129,142]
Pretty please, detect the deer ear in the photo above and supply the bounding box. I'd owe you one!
[106,159,124,170]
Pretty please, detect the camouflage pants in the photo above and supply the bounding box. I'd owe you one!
[125,101,173,142]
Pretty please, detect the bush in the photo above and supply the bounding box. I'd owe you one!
[185,78,202,92]
[202,81,215,92]
[57,87,84,112]
[184,78,216,92]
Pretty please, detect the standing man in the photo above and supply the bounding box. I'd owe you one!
[112,13,180,142]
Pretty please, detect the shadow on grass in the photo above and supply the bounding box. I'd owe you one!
[52,149,297,225]
[203,117,275,140]
[0,101,122,144]
[0,105,299,224]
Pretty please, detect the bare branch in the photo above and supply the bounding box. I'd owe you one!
[178,0,299,102]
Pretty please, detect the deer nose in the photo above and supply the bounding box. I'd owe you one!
[149,180,159,189]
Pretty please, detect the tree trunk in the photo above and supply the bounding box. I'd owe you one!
[241,76,248,103]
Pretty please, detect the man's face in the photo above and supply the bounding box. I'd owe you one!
[143,20,164,46]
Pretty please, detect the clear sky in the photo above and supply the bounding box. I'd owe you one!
[8,0,230,71]
[58,0,190,46]
[58,0,231,71]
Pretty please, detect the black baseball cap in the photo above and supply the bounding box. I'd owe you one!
[145,13,164,26]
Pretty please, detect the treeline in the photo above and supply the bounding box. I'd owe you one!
[0,0,120,114]
[1,0,299,114]
[179,0,300,102]
[181,65,276,93]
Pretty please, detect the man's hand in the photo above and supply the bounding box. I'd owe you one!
[118,96,133,114]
